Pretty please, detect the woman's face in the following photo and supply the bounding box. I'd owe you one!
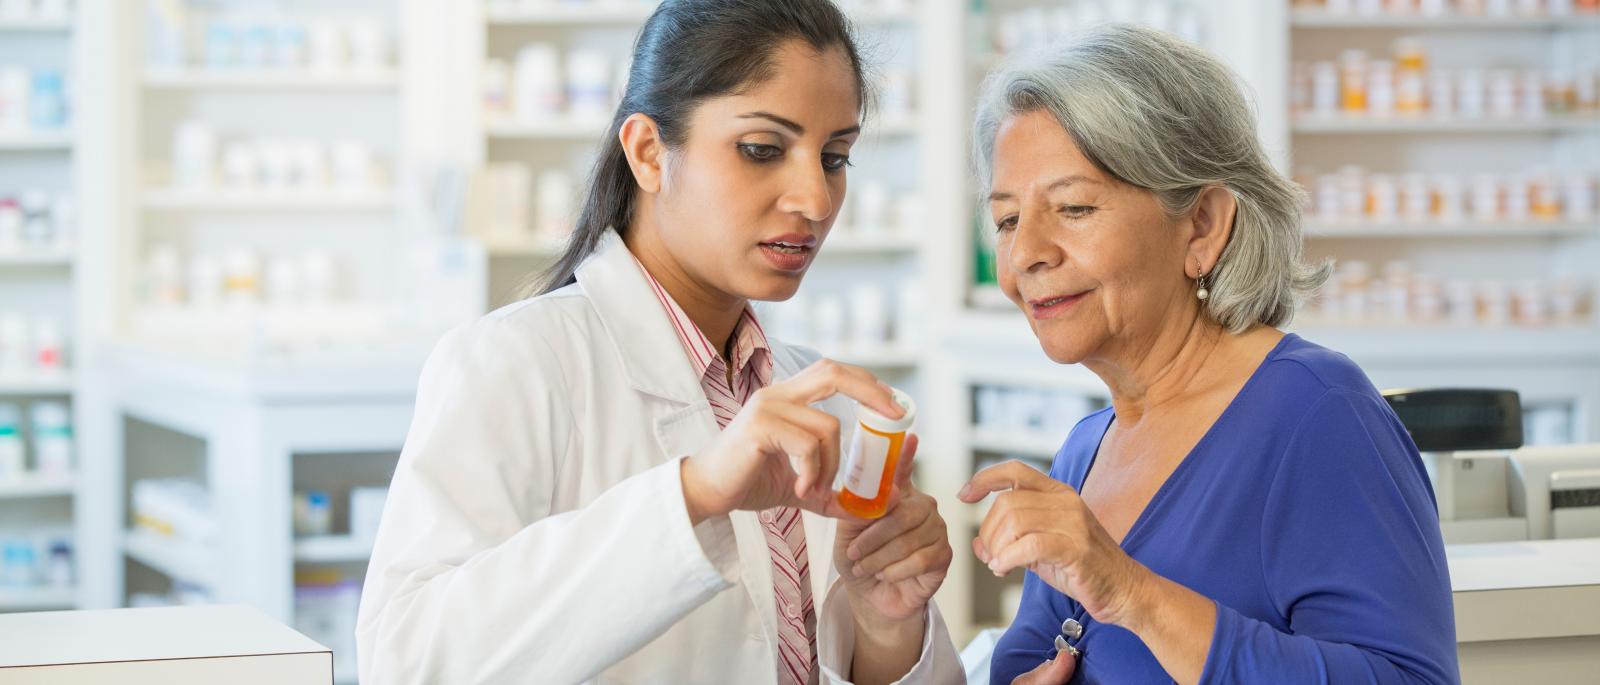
[651,40,861,303]
[987,110,1192,365]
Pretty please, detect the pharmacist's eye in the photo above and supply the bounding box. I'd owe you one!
[822,153,852,172]
[739,143,783,163]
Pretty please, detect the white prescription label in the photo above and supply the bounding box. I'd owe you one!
[843,427,891,499]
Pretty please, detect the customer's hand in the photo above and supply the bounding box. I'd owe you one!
[959,460,1152,627]
[834,435,951,624]
[681,359,904,524]
[1013,646,1076,685]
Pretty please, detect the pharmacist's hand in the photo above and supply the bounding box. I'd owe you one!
[681,359,903,523]
[960,460,1151,628]
[835,435,951,624]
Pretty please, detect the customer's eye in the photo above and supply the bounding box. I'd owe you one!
[738,143,783,163]
[1060,205,1097,219]
[995,215,1018,233]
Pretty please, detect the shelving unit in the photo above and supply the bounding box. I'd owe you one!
[1305,220,1598,238]
[1286,1,1600,449]
[142,68,401,91]
[1290,9,1600,30]
[0,472,77,499]
[0,4,84,614]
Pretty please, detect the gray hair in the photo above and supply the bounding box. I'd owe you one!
[972,23,1330,334]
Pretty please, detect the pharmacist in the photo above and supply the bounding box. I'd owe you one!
[354,1,961,683]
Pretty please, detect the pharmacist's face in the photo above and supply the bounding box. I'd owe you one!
[988,110,1190,365]
[655,41,861,302]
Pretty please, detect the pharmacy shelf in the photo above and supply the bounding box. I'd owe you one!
[142,68,401,91]
[0,375,74,396]
[142,189,396,212]
[823,233,920,255]
[0,17,72,32]
[485,119,611,142]
[1305,221,1599,239]
[0,586,76,612]
[1289,9,1600,30]
[969,429,1063,460]
[123,528,222,590]
[487,114,920,141]
[0,133,73,151]
[484,237,564,258]
[1292,114,1600,134]
[828,347,922,371]
[293,535,374,564]
[0,473,76,499]
[1291,324,1600,364]
[0,250,75,267]
[486,4,917,27]
[485,4,655,26]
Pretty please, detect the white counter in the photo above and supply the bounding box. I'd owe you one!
[1447,538,1600,684]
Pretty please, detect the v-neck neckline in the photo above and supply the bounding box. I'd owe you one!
[1073,333,1297,553]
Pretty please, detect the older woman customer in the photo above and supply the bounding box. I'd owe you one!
[957,24,1458,685]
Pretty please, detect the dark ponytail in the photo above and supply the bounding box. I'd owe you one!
[532,0,870,296]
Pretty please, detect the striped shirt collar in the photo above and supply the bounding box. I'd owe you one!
[631,254,773,387]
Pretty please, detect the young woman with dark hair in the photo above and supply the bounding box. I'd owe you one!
[357,2,961,683]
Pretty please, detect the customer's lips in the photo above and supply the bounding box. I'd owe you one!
[1028,291,1088,319]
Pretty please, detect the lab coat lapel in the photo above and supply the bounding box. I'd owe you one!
[575,228,784,655]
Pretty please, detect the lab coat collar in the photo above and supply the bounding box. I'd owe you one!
[575,228,709,405]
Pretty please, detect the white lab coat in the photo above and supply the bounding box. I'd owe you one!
[356,229,963,684]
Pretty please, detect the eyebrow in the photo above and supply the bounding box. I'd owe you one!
[987,175,1099,203]
[739,111,861,140]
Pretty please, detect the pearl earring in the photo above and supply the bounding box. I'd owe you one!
[1197,271,1211,301]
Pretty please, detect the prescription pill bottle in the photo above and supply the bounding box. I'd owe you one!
[837,388,916,519]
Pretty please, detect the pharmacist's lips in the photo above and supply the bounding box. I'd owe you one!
[759,233,818,249]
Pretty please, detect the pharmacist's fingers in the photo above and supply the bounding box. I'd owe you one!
[761,416,826,499]
[769,359,901,420]
[894,433,920,490]
[846,488,937,566]
[773,402,843,499]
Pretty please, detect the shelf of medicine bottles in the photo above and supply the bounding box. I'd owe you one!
[142,68,401,91]
[485,4,655,26]
[484,237,564,258]
[485,119,611,142]
[0,586,76,612]
[1304,220,1598,239]
[1291,323,1600,362]
[123,528,222,590]
[1289,9,1600,30]
[0,132,73,152]
[293,535,375,564]
[0,249,74,267]
[488,113,918,141]
[0,17,72,32]
[0,374,73,396]
[142,188,396,212]
[822,233,920,255]
[969,429,1063,460]
[1292,113,1599,134]
[827,347,922,371]
[0,472,75,500]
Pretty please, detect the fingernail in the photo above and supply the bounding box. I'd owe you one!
[852,564,864,577]
[957,484,973,499]
[847,546,860,561]
[874,572,885,581]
